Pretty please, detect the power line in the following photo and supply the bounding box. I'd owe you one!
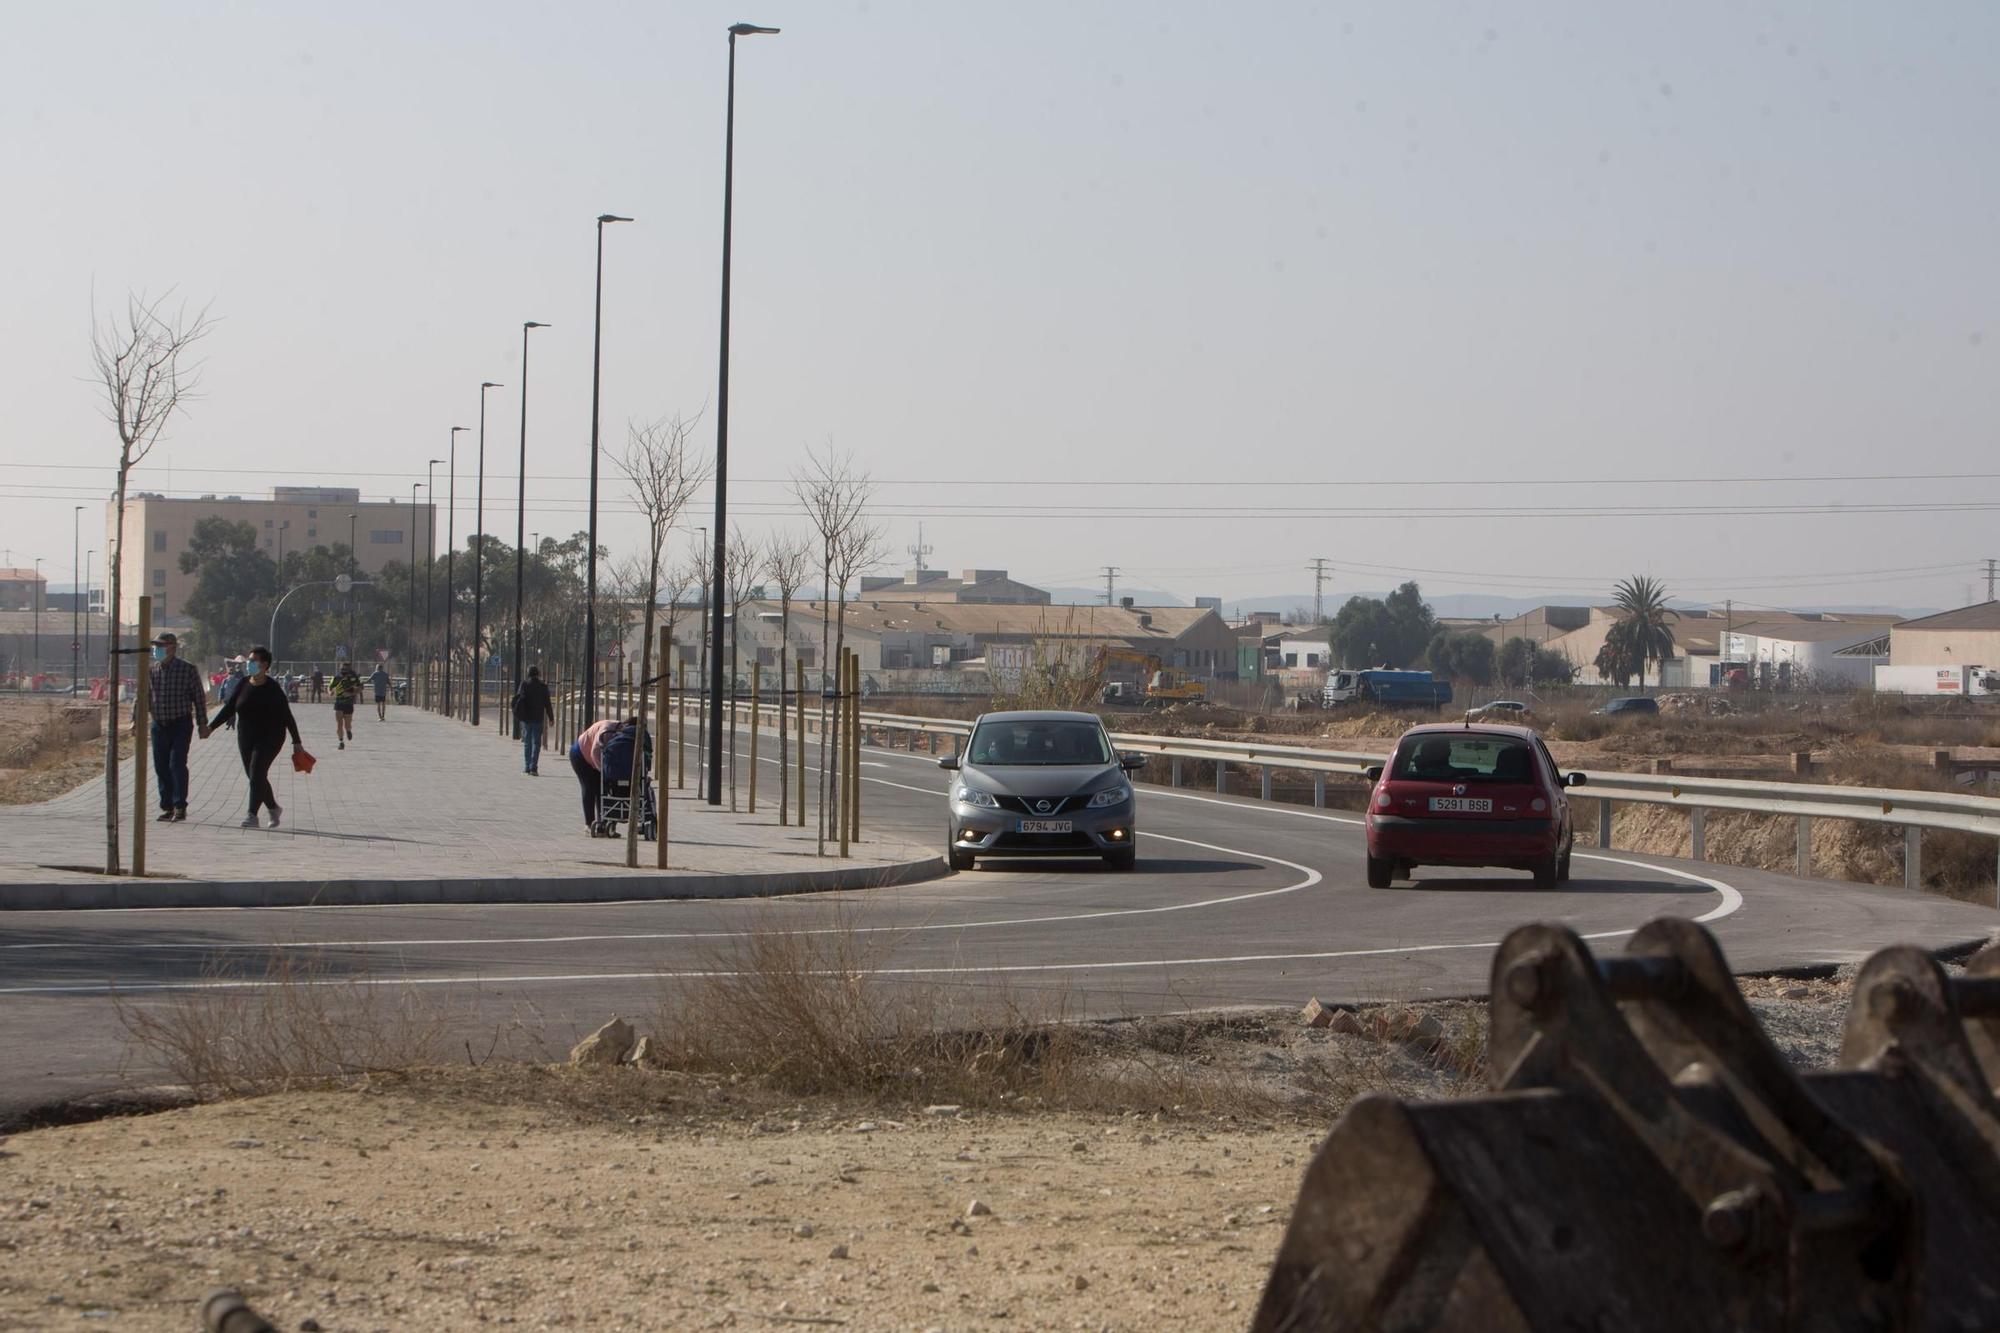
[1102,567,1120,606]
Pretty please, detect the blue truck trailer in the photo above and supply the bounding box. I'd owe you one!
[1321,669,1454,708]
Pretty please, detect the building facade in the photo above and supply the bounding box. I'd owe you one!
[1889,602,2000,670]
[108,487,436,626]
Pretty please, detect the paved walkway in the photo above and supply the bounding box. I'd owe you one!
[0,704,931,906]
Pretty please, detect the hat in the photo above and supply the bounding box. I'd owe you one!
[151,632,178,647]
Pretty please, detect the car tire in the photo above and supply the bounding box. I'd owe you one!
[1105,846,1136,872]
[1366,855,1394,889]
[1533,854,1560,888]
[947,842,976,872]
[1556,847,1572,882]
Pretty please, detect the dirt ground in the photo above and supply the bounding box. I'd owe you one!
[0,695,108,805]
[0,978,1870,1333]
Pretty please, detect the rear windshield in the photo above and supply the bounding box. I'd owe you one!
[968,720,1113,767]
[1391,735,1537,784]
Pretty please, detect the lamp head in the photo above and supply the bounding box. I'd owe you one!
[451,426,469,435]
[481,381,501,390]
[429,457,443,465]
[598,213,633,224]
[525,321,549,329]
[730,22,781,35]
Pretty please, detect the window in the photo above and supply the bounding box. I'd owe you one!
[1390,735,1535,783]
[1283,652,1298,667]
[308,509,317,518]
[152,568,166,587]
[968,719,1113,767]
[369,530,403,544]
[1307,652,1321,667]
[264,519,273,529]
[152,530,167,553]
[307,527,317,539]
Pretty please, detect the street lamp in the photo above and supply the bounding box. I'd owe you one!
[84,550,93,670]
[444,426,469,715]
[275,519,289,593]
[32,556,42,674]
[409,482,423,667]
[472,379,503,727]
[583,212,633,727]
[512,321,549,737]
[707,19,780,805]
[425,457,442,675]
[71,507,82,692]
[348,513,359,660]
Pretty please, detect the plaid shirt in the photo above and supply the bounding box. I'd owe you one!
[149,655,210,727]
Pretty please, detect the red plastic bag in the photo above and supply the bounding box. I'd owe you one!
[292,747,317,774]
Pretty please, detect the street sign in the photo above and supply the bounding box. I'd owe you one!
[376,649,391,662]
[70,640,81,652]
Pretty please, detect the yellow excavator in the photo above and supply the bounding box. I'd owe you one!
[1090,646,1207,708]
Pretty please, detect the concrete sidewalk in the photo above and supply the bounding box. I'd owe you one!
[0,704,937,908]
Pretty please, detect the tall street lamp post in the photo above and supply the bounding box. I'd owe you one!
[444,426,469,716]
[472,380,503,727]
[32,556,42,673]
[71,507,83,692]
[511,322,549,737]
[409,482,423,668]
[424,457,442,673]
[84,550,93,669]
[348,514,359,659]
[706,20,781,805]
[276,520,289,592]
[583,212,632,728]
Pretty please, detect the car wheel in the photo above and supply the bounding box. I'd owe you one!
[1366,855,1394,889]
[1556,847,1572,882]
[1105,846,1136,872]
[1533,854,1560,888]
[947,842,976,872]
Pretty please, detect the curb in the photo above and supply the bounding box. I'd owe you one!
[0,851,948,911]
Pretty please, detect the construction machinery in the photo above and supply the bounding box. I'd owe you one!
[1089,645,1206,708]
[1256,918,2000,1332]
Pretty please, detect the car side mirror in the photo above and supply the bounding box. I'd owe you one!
[937,753,961,772]
[1119,752,1148,772]
[1364,764,1384,782]
[1564,771,1587,788]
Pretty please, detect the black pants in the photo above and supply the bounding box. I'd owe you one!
[239,734,284,817]
[570,743,600,827]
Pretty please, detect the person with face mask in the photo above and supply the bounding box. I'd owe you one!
[202,645,303,828]
[145,632,209,823]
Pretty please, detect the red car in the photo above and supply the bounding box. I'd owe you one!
[1363,723,1585,889]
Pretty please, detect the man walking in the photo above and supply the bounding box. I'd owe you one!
[310,667,325,703]
[147,632,209,823]
[370,662,392,721]
[329,662,361,749]
[512,666,555,775]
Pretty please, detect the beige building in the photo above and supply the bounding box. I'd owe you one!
[1889,602,2000,668]
[1482,605,1898,687]
[108,487,435,626]
[0,567,46,612]
[856,567,1051,605]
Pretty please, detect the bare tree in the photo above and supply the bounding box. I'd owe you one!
[724,523,764,811]
[614,414,707,868]
[791,445,872,852]
[91,291,214,874]
[763,529,812,825]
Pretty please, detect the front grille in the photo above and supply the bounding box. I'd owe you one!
[997,793,1086,815]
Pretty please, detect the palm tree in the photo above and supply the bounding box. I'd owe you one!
[1612,575,1676,680]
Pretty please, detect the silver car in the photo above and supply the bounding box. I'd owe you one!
[939,710,1146,871]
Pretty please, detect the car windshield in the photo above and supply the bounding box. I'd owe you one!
[968,720,1113,767]
[1391,735,1536,784]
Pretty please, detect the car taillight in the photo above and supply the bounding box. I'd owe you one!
[1531,797,1547,813]
[1374,788,1392,810]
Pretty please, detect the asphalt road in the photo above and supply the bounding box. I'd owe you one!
[4,740,1995,1116]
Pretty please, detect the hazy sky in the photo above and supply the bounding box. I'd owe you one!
[4,2,1997,612]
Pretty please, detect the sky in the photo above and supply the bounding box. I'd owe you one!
[3,1,1997,614]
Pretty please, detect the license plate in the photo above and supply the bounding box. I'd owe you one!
[1428,797,1492,813]
[1019,819,1073,833]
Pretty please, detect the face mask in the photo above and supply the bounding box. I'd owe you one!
[150,647,165,662]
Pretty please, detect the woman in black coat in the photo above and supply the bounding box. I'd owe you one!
[204,645,303,828]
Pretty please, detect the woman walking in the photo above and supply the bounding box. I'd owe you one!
[203,645,303,828]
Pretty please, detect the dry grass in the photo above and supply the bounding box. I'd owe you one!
[114,953,454,1099]
[0,697,105,804]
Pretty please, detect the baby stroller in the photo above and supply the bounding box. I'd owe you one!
[594,723,656,841]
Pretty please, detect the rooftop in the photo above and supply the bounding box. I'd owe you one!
[1892,601,2000,633]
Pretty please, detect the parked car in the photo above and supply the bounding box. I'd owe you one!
[938,710,1148,871]
[1466,699,1531,722]
[1363,722,1585,889]
[1593,696,1660,717]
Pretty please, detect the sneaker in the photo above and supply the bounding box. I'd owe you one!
[269,805,282,829]
[156,810,175,822]
[338,740,345,750]
[172,808,187,822]
[241,815,261,828]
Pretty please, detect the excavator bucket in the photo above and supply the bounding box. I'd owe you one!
[1254,920,2000,1332]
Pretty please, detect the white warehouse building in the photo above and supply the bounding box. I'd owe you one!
[1719,620,1890,688]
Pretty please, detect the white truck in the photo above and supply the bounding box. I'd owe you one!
[1872,664,1999,697]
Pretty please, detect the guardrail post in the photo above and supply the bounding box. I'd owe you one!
[1260,767,1273,801]
[1690,808,1706,861]
[1796,815,1812,878]
[1905,825,1922,891]
[1216,762,1227,795]
[1313,774,1326,808]
[1171,757,1182,787]
[1597,797,1612,849]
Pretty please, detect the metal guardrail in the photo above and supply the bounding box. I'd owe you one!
[855,710,2000,900]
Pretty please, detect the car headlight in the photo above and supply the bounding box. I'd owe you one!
[1087,785,1131,809]
[954,785,999,809]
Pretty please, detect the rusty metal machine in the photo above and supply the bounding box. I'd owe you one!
[1255,919,2000,1332]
